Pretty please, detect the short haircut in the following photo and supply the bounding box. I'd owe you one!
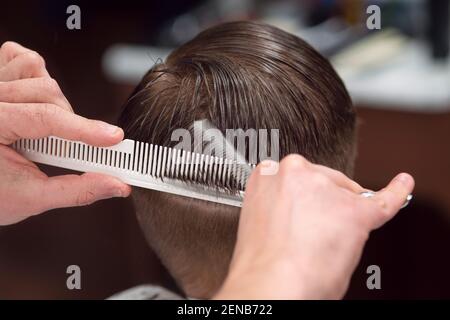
[118,21,356,298]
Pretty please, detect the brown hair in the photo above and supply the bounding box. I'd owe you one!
[119,21,356,298]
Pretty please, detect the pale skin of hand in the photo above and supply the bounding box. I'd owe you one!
[215,155,415,299]
[0,41,131,225]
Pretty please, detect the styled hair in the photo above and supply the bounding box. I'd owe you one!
[118,21,356,298]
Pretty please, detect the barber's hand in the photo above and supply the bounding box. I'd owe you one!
[0,42,131,225]
[215,155,414,299]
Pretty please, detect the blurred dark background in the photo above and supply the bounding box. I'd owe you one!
[0,0,449,299]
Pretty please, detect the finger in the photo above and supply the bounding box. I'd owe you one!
[241,160,278,215]
[38,172,131,212]
[368,173,415,229]
[0,78,73,112]
[313,164,364,193]
[243,155,308,217]
[0,51,49,81]
[245,160,278,190]
[0,103,123,146]
[0,41,32,67]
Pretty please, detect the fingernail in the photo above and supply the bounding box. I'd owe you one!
[259,160,279,176]
[395,173,412,185]
[260,160,277,168]
[99,122,121,136]
[260,160,270,167]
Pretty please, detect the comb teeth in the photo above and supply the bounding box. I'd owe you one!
[127,140,255,191]
[11,136,256,206]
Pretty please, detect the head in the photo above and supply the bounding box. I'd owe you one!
[118,21,356,298]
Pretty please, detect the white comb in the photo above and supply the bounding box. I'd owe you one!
[11,136,256,207]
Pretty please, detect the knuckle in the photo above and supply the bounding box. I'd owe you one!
[41,77,62,97]
[41,103,58,116]
[76,190,96,206]
[374,197,391,217]
[375,197,387,209]
[40,103,58,128]
[22,51,45,70]
[0,41,17,54]
[280,154,308,173]
[23,103,56,129]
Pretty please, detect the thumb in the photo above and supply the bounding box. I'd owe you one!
[39,172,131,211]
[371,172,415,229]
